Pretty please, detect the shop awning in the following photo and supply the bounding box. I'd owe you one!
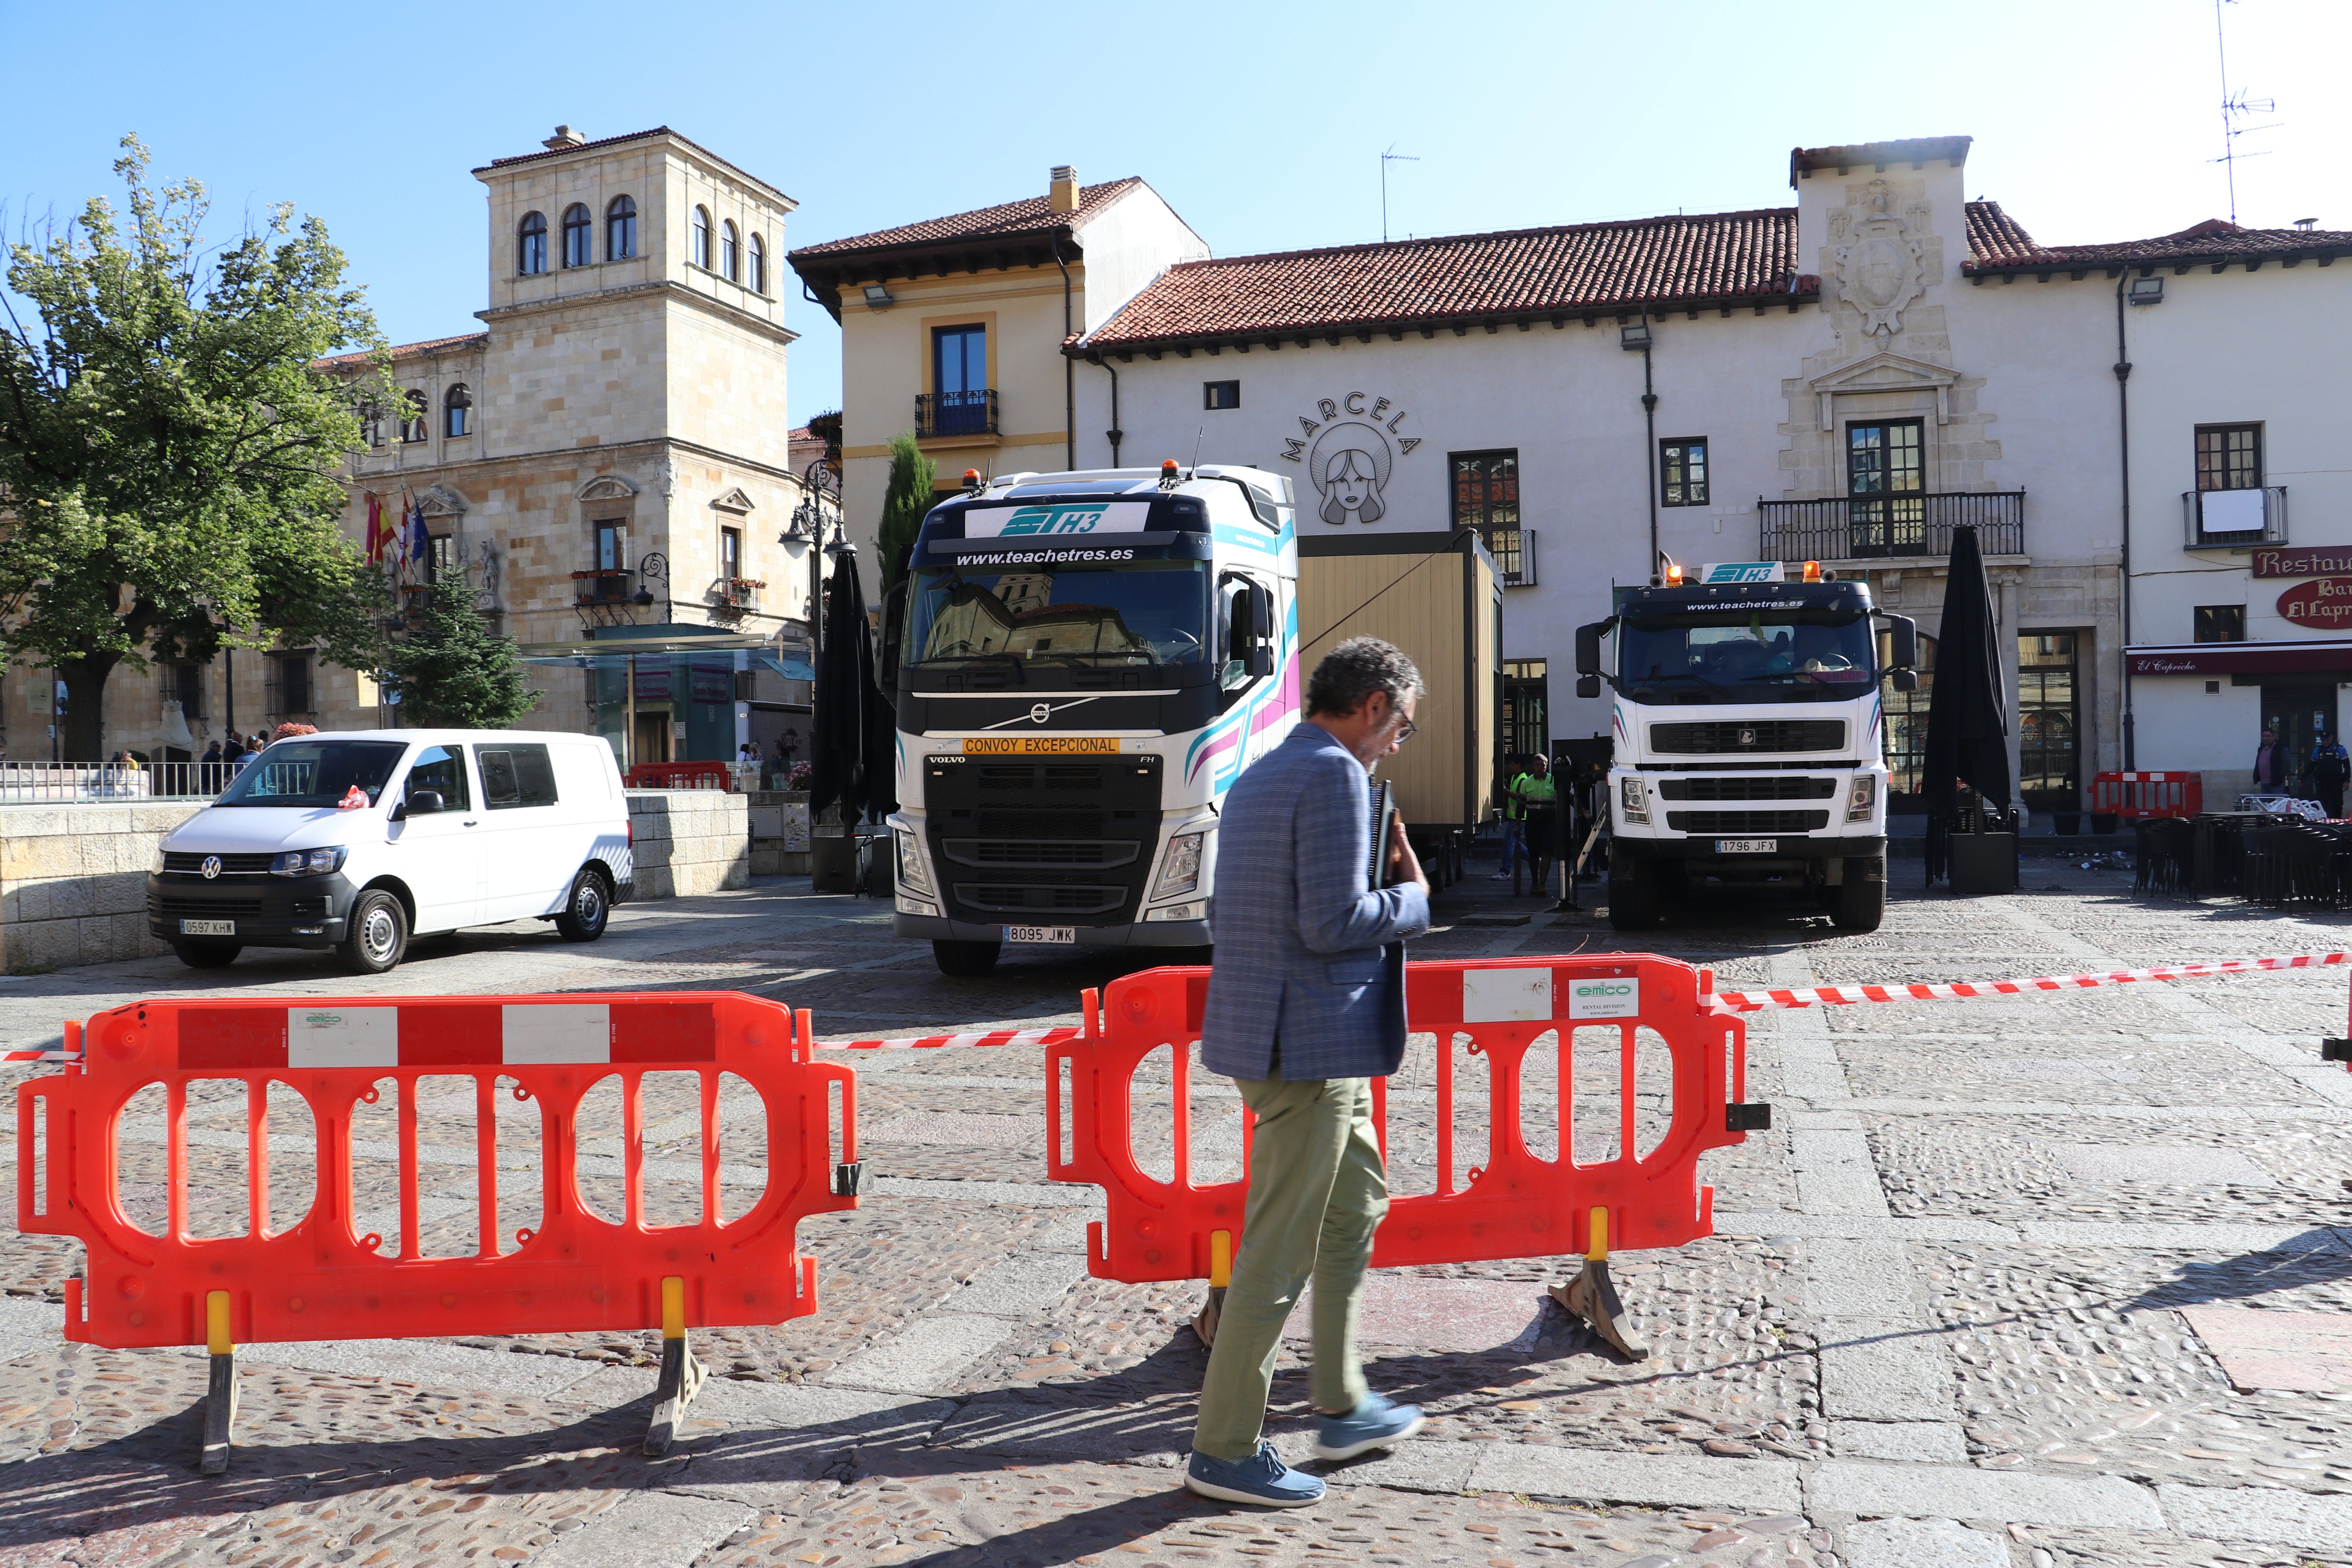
[2126,641,2352,677]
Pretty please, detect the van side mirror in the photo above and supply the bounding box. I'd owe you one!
[1575,674,1601,699]
[880,581,908,693]
[401,789,444,819]
[1890,669,1919,693]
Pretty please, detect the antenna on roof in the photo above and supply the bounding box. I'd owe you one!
[1190,426,1204,478]
[2212,0,2281,225]
[1381,145,1420,243]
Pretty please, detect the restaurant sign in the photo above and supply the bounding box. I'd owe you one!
[2277,578,2352,631]
[2253,546,2352,579]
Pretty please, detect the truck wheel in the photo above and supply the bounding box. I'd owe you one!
[933,938,1000,977]
[1831,859,1886,933]
[1607,862,1659,930]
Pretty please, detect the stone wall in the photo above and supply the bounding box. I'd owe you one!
[0,801,207,972]
[626,789,749,898]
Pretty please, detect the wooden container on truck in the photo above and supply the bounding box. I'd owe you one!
[1297,531,1501,874]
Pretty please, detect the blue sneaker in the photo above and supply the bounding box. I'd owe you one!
[1184,1441,1325,1508]
[1313,1391,1425,1461]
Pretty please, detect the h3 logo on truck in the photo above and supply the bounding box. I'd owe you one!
[964,502,1152,538]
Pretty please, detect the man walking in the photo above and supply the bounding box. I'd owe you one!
[1184,637,1430,1510]
[2253,726,2284,792]
[2314,731,2350,819]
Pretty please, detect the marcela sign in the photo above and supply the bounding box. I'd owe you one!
[2254,546,2352,579]
[2276,578,2352,630]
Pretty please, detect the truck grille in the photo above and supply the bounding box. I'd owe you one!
[951,883,1127,915]
[1664,810,1831,834]
[943,839,1139,868]
[1657,777,1838,802]
[924,754,1161,926]
[1649,720,1845,754]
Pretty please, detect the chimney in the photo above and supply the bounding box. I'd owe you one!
[1049,165,1080,214]
[543,125,588,151]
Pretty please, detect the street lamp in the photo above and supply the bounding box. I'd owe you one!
[784,460,842,664]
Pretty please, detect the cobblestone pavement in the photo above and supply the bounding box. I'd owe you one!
[8,865,2352,1565]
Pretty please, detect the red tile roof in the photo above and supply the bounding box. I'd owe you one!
[1080,209,1812,351]
[1963,211,2352,273]
[312,332,488,372]
[790,178,1145,260]
[1789,137,1973,186]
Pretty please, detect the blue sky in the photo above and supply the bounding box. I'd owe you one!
[5,0,2344,427]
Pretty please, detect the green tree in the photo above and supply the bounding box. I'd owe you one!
[876,430,936,588]
[0,136,392,759]
[378,568,537,729]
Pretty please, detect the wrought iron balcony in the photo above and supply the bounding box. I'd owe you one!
[571,568,634,605]
[1757,491,2025,563]
[2183,486,2287,549]
[915,388,998,439]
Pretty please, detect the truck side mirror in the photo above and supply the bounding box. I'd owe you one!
[1886,614,1918,671]
[1574,619,1610,677]
[1246,586,1274,678]
[1890,669,1919,693]
[1575,675,1601,699]
[880,581,908,693]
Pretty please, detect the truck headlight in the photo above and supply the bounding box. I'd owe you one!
[894,828,932,895]
[1155,831,1208,899]
[1619,776,1649,826]
[270,847,347,878]
[1846,774,1878,823]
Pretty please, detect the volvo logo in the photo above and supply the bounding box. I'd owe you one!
[1029,703,1052,725]
[1736,727,1757,748]
[200,856,221,880]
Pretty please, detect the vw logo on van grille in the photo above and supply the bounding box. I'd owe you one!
[200,856,222,880]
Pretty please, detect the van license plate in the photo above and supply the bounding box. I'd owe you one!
[1716,839,1777,854]
[180,919,236,936]
[1005,925,1076,945]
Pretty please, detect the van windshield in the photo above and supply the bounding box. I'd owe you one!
[214,740,408,807]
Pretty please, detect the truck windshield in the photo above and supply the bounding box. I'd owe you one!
[1620,609,1876,703]
[903,559,1211,668]
[214,740,408,806]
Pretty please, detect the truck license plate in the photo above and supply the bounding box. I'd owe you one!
[179,919,236,936]
[1005,925,1076,945]
[1716,838,1777,854]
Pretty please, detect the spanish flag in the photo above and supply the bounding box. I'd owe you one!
[363,492,389,564]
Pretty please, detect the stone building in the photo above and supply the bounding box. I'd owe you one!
[26,125,816,772]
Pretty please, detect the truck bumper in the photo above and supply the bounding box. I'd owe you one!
[891,913,1214,947]
[1613,836,1887,862]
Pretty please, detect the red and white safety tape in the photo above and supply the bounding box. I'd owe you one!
[810,1025,1083,1053]
[1706,950,2349,1014]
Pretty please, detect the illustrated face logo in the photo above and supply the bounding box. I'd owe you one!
[1280,394,1421,527]
[200,855,221,879]
[1029,703,1052,725]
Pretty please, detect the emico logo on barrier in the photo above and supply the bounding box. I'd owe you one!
[1568,979,1639,1019]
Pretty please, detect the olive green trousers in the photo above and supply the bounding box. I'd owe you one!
[1192,1075,1388,1461]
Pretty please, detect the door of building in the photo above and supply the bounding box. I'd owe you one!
[632,709,673,767]
[1501,659,1548,765]
[2259,683,2337,795]
[2017,633,2081,812]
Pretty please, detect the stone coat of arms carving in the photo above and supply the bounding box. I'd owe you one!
[1833,180,1928,338]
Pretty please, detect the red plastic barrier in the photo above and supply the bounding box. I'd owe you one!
[17,993,855,1352]
[625,760,735,791]
[2090,771,2202,819]
[1047,955,1759,1283]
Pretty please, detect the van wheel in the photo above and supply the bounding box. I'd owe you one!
[1831,860,1886,933]
[339,890,408,974]
[933,939,1000,978]
[1607,859,1660,930]
[172,941,241,969]
[554,867,612,941]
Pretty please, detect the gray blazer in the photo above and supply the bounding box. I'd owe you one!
[1200,724,1430,1081]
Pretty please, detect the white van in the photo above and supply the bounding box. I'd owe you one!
[148,729,635,973]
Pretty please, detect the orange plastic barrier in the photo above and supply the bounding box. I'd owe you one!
[2091,771,2203,819]
[17,993,855,1464]
[1047,954,1762,1289]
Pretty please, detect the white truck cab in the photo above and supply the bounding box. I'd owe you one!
[149,729,633,973]
[1576,563,1918,933]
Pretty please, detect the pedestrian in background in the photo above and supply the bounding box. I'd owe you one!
[1490,751,1525,879]
[2314,732,2350,819]
[1184,636,1430,1510]
[2253,726,2284,792]
[1515,753,1557,889]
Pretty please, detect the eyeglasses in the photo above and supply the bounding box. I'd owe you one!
[1392,718,1418,744]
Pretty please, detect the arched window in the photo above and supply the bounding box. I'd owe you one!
[606,195,637,260]
[720,220,739,281]
[748,234,766,294]
[445,383,472,439]
[517,211,547,275]
[561,203,592,267]
[691,206,711,270]
[399,389,428,444]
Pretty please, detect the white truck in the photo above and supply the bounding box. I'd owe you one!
[1575,562,1918,934]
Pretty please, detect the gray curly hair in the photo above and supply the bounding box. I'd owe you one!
[1305,636,1423,718]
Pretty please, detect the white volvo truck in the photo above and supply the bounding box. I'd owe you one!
[1575,563,1918,933]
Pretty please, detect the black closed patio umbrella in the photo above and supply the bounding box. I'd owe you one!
[1922,523,2012,886]
[808,549,897,826]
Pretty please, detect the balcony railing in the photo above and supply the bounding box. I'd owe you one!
[2183,486,2287,549]
[915,388,998,439]
[1485,526,1537,587]
[1758,491,2025,563]
[572,568,634,604]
